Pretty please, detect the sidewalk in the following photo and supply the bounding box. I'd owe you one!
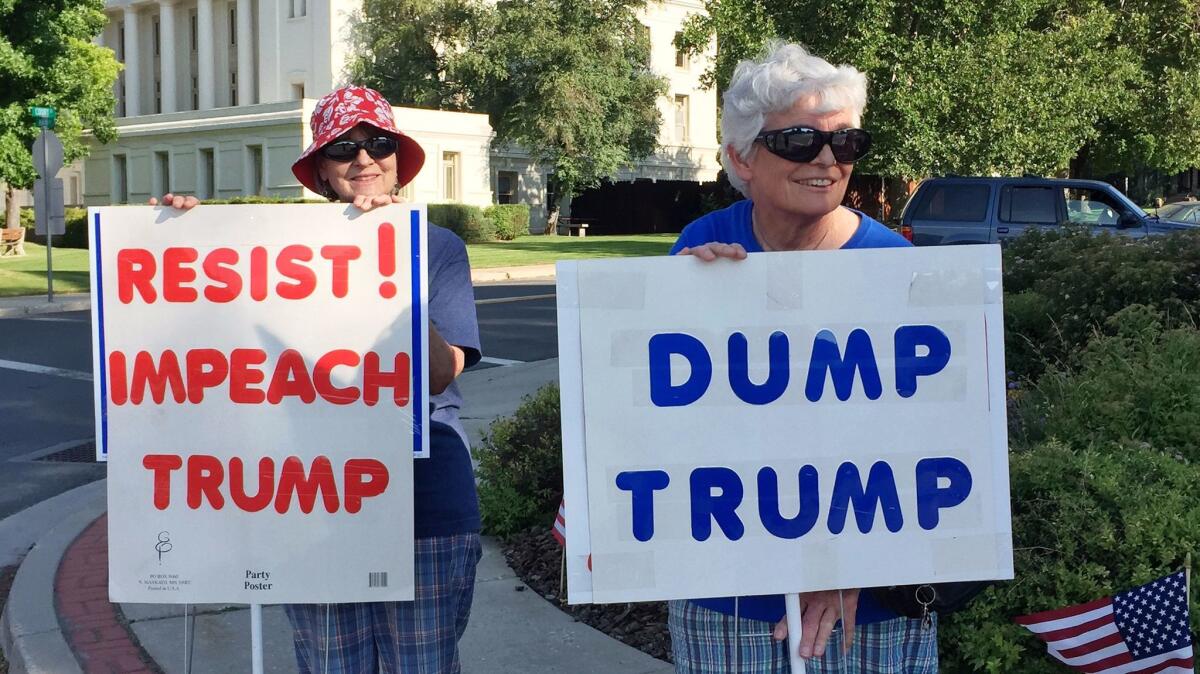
[0,360,672,674]
[0,264,556,318]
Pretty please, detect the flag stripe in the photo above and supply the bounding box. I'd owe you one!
[1114,651,1194,674]
[1037,612,1117,641]
[1016,597,1113,627]
[1048,622,1122,656]
[1056,629,1125,658]
[1055,642,1134,667]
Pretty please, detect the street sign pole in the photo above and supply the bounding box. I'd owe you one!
[41,126,54,302]
[30,106,59,302]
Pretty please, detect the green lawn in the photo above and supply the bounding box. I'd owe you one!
[0,243,91,297]
[466,233,675,268]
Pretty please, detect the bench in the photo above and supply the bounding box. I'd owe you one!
[0,228,25,257]
[556,218,591,237]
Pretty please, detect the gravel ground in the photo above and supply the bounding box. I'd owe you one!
[502,527,673,663]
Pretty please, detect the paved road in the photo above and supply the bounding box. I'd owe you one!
[0,282,559,519]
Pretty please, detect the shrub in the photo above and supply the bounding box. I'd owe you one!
[21,207,89,248]
[484,204,531,241]
[472,384,562,536]
[1003,228,1200,381]
[428,204,495,243]
[939,440,1200,673]
[1013,305,1200,461]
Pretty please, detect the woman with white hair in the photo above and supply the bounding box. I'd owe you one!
[667,42,937,672]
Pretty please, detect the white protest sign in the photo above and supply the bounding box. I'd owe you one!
[90,203,428,604]
[558,245,1012,604]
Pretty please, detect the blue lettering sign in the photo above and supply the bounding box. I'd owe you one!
[757,466,820,539]
[805,329,883,402]
[728,331,791,405]
[915,457,972,529]
[894,325,952,398]
[690,467,745,541]
[648,333,712,407]
[615,470,671,541]
[827,461,904,534]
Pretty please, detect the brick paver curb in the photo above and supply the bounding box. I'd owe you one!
[55,515,157,674]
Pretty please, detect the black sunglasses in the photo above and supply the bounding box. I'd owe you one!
[319,136,399,162]
[755,126,872,164]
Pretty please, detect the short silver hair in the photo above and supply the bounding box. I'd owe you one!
[720,41,868,196]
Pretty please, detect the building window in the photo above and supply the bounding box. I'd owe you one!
[496,170,517,204]
[113,154,129,204]
[190,13,198,52]
[154,151,171,197]
[674,95,690,143]
[118,23,126,60]
[154,80,161,114]
[118,79,126,117]
[290,0,307,18]
[68,175,81,206]
[675,32,687,68]
[442,152,460,201]
[246,144,264,195]
[153,18,161,56]
[292,83,305,100]
[229,5,237,44]
[192,76,199,110]
[230,71,238,106]
[199,148,216,199]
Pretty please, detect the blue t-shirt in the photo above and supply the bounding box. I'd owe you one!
[671,200,912,625]
[415,225,482,538]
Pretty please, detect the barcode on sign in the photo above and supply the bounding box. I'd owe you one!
[369,572,388,588]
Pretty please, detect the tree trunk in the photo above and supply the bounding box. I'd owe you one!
[4,184,20,229]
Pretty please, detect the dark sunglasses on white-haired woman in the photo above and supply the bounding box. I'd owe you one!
[755,126,872,164]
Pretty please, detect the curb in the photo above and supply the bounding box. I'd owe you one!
[471,264,556,284]
[0,295,90,318]
[0,480,106,674]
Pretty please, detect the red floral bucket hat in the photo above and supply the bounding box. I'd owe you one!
[291,86,425,196]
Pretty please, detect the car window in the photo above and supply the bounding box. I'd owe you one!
[911,184,990,222]
[1158,203,1188,219]
[1063,188,1123,226]
[1183,206,1200,224]
[1000,187,1057,224]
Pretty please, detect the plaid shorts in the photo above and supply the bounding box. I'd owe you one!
[668,599,938,674]
[284,533,482,674]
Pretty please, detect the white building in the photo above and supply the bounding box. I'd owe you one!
[70,0,719,231]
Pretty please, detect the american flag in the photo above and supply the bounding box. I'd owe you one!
[552,498,566,546]
[1015,571,1194,673]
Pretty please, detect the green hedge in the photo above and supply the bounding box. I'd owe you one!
[484,204,531,241]
[428,204,495,243]
[472,384,562,536]
[1003,228,1200,381]
[21,207,89,248]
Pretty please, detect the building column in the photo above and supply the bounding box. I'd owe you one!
[197,0,215,110]
[158,0,177,113]
[122,6,141,117]
[236,0,255,105]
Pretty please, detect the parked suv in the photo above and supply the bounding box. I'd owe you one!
[898,177,1199,246]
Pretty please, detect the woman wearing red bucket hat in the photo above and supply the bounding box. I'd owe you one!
[153,85,485,673]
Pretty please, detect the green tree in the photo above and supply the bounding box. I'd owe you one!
[348,0,666,207]
[677,0,1199,180]
[1,0,120,227]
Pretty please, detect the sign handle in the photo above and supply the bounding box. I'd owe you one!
[251,603,265,674]
[785,592,807,674]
